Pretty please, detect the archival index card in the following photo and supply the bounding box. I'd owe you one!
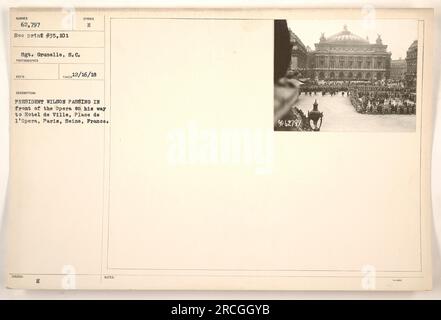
[6,7,434,290]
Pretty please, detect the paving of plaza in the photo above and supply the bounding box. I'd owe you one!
[294,92,416,132]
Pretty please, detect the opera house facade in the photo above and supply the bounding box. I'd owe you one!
[308,25,391,81]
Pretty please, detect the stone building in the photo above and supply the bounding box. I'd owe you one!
[390,58,407,80]
[288,29,308,77]
[308,25,391,81]
[405,40,418,87]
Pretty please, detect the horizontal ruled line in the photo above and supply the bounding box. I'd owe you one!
[12,46,104,48]
[13,78,104,81]
[12,29,104,32]
[9,272,425,279]
[13,62,104,65]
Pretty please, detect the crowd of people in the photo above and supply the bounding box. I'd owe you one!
[299,80,416,115]
[349,86,416,115]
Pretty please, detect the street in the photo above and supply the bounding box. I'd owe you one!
[295,92,416,132]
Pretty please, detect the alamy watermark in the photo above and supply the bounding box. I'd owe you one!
[167,121,274,175]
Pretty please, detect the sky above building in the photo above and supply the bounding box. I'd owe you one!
[287,19,418,60]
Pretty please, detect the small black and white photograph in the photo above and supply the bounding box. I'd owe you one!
[274,19,419,132]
